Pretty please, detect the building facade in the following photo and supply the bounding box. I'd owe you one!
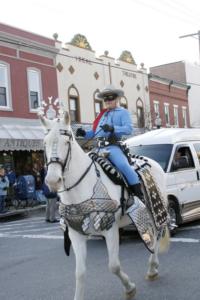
[0,23,58,175]
[150,61,200,127]
[55,34,150,131]
[149,74,190,128]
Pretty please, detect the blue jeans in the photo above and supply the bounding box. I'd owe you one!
[0,195,6,213]
[102,145,139,185]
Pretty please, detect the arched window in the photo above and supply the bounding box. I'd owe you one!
[120,96,128,109]
[93,89,103,118]
[68,85,80,123]
[136,98,144,128]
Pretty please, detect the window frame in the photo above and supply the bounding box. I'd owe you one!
[68,84,80,123]
[0,62,12,110]
[173,105,179,127]
[136,98,145,128]
[164,103,170,126]
[182,106,187,128]
[27,68,42,112]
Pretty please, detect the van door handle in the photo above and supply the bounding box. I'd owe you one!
[197,170,200,181]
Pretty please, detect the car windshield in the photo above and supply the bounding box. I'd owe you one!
[128,144,173,171]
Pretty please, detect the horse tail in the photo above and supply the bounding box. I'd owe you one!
[159,226,170,253]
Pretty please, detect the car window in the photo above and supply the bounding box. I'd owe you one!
[128,144,173,171]
[193,143,200,165]
[171,146,195,172]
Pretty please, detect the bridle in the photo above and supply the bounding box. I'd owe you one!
[45,128,97,192]
[45,129,73,172]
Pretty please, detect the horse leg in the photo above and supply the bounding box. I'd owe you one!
[69,229,87,300]
[146,226,170,280]
[104,224,136,299]
[146,237,160,280]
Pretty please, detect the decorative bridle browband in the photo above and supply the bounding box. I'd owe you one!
[45,129,73,172]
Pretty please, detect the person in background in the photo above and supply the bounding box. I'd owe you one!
[0,166,9,213]
[155,113,162,129]
[42,168,59,223]
[6,166,16,202]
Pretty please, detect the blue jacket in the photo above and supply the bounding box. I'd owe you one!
[85,107,133,139]
[0,176,9,196]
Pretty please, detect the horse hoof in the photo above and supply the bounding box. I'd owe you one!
[145,273,159,281]
[125,287,136,299]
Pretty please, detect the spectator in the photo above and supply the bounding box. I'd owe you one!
[155,113,162,129]
[0,165,9,213]
[42,169,59,223]
[6,166,16,186]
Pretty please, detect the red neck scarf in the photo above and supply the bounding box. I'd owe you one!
[92,109,108,131]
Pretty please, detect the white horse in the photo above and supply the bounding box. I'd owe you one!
[40,111,170,300]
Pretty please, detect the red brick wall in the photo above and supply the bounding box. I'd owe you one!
[149,79,190,128]
[0,23,55,46]
[0,49,58,119]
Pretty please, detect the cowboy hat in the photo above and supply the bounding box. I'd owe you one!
[97,84,124,99]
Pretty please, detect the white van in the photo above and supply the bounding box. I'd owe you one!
[126,128,200,230]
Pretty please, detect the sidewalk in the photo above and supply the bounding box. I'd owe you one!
[0,204,46,220]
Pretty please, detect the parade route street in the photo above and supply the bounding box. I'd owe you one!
[0,215,200,300]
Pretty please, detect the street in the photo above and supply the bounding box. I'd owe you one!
[0,214,200,300]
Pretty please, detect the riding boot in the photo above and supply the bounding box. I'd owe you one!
[129,183,143,200]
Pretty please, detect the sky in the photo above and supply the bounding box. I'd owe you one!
[1,0,200,69]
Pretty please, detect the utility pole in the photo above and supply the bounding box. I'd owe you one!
[179,30,200,64]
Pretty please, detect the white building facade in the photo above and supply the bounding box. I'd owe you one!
[55,34,150,130]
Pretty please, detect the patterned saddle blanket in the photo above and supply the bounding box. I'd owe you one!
[89,152,168,229]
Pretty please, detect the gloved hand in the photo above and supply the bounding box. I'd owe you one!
[76,127,86,137]
[100,124,114,133]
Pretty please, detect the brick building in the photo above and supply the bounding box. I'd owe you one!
[149,73,190,128]
[0,22,58,175]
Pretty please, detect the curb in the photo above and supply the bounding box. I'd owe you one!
[0,204,46,220]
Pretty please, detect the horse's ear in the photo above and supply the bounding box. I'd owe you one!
[64,111,70,125]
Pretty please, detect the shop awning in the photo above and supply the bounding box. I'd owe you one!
[0,119,45,151]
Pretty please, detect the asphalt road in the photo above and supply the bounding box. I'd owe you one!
[0,214,200,300]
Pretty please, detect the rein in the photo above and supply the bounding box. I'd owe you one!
[45,128,100,193]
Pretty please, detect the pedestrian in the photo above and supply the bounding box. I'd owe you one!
[76,84,143,199]
[6,165,16,202]
[42,169,59,223]
[0,165,9,213]
[155,113,162,129]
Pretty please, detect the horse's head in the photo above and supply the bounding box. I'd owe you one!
[39,111,73,191]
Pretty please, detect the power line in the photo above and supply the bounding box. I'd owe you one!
[130,0,199,27]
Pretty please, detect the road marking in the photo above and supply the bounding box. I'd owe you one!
[0,217,44,225]
[0,233,63,239]
[0,232,199,243]
[171,237,199,243]
[3,226,60,234]
[178,225,200,231]
[0,220,46,228]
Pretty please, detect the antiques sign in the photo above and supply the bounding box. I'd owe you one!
[0,139,44,151]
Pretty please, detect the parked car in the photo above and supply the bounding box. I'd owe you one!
[126,128,200,232]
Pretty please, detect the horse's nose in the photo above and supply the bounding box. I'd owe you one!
[45,174,62,190]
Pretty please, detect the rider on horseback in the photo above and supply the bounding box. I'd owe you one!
[76,84,143,200]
